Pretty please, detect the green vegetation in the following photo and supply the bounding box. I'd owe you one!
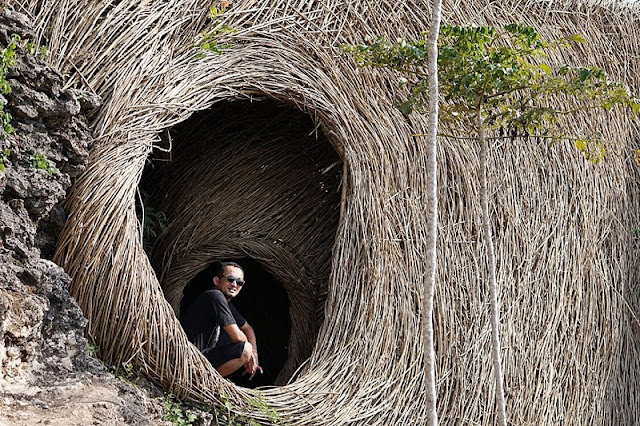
[217,399,255,426]
[0,148,9,172]
[87,342,99,357]
[1,34,51,140]
[141,205,168,250]
[195,6,236,57]
[161,393,289,426]
[31,152,57,174]
[25,41,50,59]
[111,361,139,382]
[247,395,288,425]
[163,394,198,426]
[343,23,639,162]
[136,189,168,255]
[0,34,19,139]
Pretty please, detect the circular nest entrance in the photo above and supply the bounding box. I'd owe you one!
[139,98,343,385]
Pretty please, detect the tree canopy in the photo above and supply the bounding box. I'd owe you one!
[343,24,639,162]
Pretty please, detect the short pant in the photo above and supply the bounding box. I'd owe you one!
[204,341,246,368]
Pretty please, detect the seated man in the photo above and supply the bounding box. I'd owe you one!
[180,261,262,379]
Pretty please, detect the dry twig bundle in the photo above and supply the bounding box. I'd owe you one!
[20,0,640,423]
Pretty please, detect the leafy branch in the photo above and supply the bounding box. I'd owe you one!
[195,6,236,57]
[342,24,639,163]
[0,34,19,139]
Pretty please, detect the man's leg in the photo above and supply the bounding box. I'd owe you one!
[208,341,252,377]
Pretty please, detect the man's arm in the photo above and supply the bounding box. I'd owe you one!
[222,323,248,343]
[210,290,246,343]
[240,322,258,360]
[240,322,262,379]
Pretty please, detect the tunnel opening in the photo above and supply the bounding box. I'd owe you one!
[137,98,342,387]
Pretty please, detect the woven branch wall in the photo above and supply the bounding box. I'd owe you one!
[22,0,640,424]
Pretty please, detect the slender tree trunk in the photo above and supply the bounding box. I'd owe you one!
[477,111,507,426]
[423,1,442,425]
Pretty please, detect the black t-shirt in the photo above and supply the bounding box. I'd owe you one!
[180,289,246,354]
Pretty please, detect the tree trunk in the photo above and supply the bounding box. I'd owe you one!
[478,111,507,426]
[423,0,442,425]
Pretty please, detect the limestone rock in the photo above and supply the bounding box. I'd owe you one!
[0,3,93,393]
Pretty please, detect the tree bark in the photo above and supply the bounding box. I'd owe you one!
[478,111,507,426]
[423,0,442,425]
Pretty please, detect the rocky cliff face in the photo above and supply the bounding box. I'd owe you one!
[0,8,169,425]
[0,6,95,391]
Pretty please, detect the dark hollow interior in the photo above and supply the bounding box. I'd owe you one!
[138,98,342,387]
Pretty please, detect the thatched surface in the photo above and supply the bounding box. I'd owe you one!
[20,0,640,423]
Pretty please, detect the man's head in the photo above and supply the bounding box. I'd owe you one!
[211,261,245,300]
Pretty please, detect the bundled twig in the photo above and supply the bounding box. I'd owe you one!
[20,0,640,424]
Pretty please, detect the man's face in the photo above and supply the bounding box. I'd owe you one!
[213,265,244,300]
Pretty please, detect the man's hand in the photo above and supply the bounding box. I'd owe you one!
[243,351,263,380]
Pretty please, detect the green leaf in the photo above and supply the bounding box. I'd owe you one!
[398,100,414,116]
[569,34,585,44]
[574,139,587,152]
[539,64,551,75]
[578,67,592,81]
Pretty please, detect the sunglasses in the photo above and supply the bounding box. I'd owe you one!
[222,275,245,286]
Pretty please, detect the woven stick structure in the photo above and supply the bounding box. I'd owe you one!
[21,0,640,423]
